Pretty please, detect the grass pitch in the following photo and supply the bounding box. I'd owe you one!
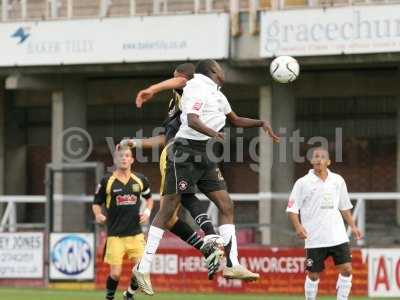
[0,288,377,300]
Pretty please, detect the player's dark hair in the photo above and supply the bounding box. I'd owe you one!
[195,59,218,78]
[175,63,195,79]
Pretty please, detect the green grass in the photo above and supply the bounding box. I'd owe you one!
[0,288,377,300]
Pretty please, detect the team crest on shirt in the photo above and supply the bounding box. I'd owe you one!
[116,194,138,206]
[178,179,189,191]
[132,183,140,193]
[305,258,314,267]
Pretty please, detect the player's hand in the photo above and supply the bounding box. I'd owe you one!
[351,226,363,240]
[95,213,107,225]
[295,225,308,239]
[262,121,280,143]
[214,132,225,142]
[139,208,151,224]
[136,88,155,108]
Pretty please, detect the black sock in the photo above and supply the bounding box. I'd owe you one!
[181,194,216,235]
[126,274,139,297]
[106,276,119,300]
[170,219,204,250]
[224,238,233,268]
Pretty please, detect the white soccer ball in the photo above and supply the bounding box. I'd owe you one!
[270,56,300,83]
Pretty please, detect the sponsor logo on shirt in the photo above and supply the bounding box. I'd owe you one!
[116,194,138,206]
[192,101,202,111]
[113,189,123,193]
[132,183,140,193]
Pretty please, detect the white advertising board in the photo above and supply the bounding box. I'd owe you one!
[0,232,43,278]
[0,14,229,66]
[260,5,400,57]
[368,249,400,298]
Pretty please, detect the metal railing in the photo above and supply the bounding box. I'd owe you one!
[1,192,398,247]
[2,0,400,22]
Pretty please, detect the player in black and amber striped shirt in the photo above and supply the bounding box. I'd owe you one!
[92,145,153,300]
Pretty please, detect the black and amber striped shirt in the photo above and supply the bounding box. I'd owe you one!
[93,172,152,237]
[162,89,182,143]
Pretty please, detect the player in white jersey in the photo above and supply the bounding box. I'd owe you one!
[286,148,363,300]
[134,59,279,295]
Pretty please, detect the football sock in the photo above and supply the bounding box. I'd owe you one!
[106,276,119,300]
[218,224,239,267]
[305,276,319,300]
[126,274,139,297]
[336,274,352,300]
[137,226,164,273]
[181,194,216,235]
[170,219,204,251]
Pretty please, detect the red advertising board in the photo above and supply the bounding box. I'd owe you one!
[96,241,367,295]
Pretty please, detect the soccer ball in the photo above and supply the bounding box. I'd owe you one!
[270,56,300,83]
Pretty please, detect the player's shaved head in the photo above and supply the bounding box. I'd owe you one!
[195,59,218,77]
[195,59,225,86]
[175,63,195,79]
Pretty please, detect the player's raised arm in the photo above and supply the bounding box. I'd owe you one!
[226,111,280,143]
[136,77,188,108]
[135,63,195,108]
[120,135,166,150]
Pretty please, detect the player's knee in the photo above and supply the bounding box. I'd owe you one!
[110,270,121,281]
[308,272,320,281]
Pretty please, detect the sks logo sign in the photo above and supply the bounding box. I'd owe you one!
[10,27,31,44]
[51,235,92,276]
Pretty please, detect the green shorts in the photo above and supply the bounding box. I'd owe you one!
[164,138,227,195]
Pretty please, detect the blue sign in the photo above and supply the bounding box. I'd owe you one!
[51,235,92,276]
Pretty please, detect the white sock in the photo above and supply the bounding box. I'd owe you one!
[305,276,319,300]
[337,274,352,300]
[218,224,239,267]
[136,226,164,273]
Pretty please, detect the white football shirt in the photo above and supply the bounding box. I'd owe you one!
[286,169,353,249]
[176,73,232,141]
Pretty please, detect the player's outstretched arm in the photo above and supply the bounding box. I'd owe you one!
[226,111,280,143]
[187,114,224,141]
[340,209,363,240]
[120,135,166,150]
[136,77,188,108]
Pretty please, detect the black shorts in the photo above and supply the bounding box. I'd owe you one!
[305,242,352,273]
[164,138,227,195]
